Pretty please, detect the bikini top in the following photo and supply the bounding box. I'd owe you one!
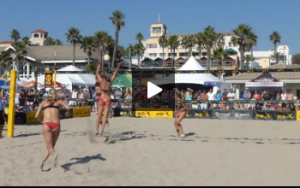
[95,82,101,87]
[101,81,111,94]
[42,104,60,111]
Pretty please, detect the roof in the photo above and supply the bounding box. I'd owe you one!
[31,29,48,33]
[179,56,205,71]
[151,22,167,28]
[57,65,83,72]
[25,45,100,61]
[0,41,14,44]
[226,72,300,81]
[165,32,234,37]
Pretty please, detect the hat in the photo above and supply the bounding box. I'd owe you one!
[83,88,88,92]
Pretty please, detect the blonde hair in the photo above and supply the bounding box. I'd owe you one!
[47,88,57,105]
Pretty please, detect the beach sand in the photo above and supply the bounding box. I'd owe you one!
[1,115,300,186]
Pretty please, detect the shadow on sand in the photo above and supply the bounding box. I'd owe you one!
[61,154,106,172]
[104,131,147,144]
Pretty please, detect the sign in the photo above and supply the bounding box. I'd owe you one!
[26,111,44,124]
[44,71,53,87]
[273,111,296,121]
[253,110,273,120]
[72,107,91,118]
[193,110,211,119]
[135,111,173,118]
[211,109,231,119]
[59,109,72,119]
[231,110,253,120]
[204,81,219,87]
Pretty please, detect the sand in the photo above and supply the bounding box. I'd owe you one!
[1,114,300,186]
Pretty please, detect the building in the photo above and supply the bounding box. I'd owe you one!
[141,22,239,70]
[244,44,292,69]
[30,29,48,46]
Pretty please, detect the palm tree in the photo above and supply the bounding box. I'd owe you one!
[80,36,96,65]
[194,32,204,60]
[135,32,144,67]
[167,35,180,69]
[158,35,168,67]
[231,24,254,69]
[65,27,82,66]
[245,55,252,69]
[10,29,20,42]
[292,53,300,65]
[271,52,284,66]
[109,10,125,68]
[245,31,258,69]
[269,31,281,63]
[202,26,218,70]
[45,37,55,45]
[12,41,27,80]
[94,31,109,69]
[213,46,228,70]
[180,36,188,57]
[182,35,195,57]
[55,39,63,45]
[22,37,31,46]
[0,50,11,74]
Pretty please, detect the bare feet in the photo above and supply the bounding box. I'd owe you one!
[40,162,44,171]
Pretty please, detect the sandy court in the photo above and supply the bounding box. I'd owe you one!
[1,115,300,186]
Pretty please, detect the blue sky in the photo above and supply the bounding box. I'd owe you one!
[1,0,300,54]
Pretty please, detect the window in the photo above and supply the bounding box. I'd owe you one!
[192,52,199,57]
[34,33,39,38]
[149,53,157,58]
[200,63,207,67]
[233,43,236,47]
[168,53,176,57]
[223,62,234,66]
[202,52,207,56]
[179,53,188,57]
[152,27,161,33]
[147,44,157,48]
[159,53,166,57]
[44,34,48,38]
[228,42,232,47]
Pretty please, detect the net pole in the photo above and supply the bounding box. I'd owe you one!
[7,70,16,137]
[53,71,57,89]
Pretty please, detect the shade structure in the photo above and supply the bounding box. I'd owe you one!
[112,74,144,88]
[0,79,20,90]
[245,73,284,88]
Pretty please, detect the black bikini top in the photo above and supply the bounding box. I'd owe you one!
[95,82,101,87]
[101,88,111,94]
[42,105,60,111]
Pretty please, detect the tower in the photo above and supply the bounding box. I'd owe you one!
[30,29,48,46]
[150,23,167,37]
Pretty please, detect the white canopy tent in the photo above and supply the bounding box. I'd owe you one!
[151,56,231,93]
[57,65,83,72]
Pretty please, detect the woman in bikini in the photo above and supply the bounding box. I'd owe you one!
[95,62,123,136]
[35,89,70,171]
[174,88,187,138]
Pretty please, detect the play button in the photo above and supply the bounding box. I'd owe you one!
[147,82,162,99]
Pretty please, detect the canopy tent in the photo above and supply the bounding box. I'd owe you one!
[57,65,83,72]
[245,72,285,88]
[150,56,231,92]
[112,74,144,88]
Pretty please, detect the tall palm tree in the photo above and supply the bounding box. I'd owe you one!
[292,53,300,65]
[0,50,11,73]
[94,31,109,69]
[180,36,188,57]
[22,37,31,46]
[10,29,20,42]
[45,37,55,45]
[135,32,144,67]
[55,39,63,45]
[167,35,180,69]
[213,46,228,71]
[80,36,96,65]
[269,31,281,64]
[231,24,253,69]
[182,35,195,57]
[194,32,204,60]
[158,35,168,67]
[12,42,27,80]
[202,26,218,70]
[245,55,252,69]
[245,31,258,69]
[109,10,125,68]
[271,52,284,66]
[65,27,82,66]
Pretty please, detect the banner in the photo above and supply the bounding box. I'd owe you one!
[44,71,53,87]
[26,111,44,124]
[59,109,72,119]
[230,110,253,120]
[72,107,91,118]
[253,110,273,120]
[211,109,231,119]
[204,81,219,87]
[135,111,173,118]
[193,109,211,119]
[273,111,296,121]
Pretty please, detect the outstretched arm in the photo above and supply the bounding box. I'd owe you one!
[96,63,103,83]
[111,62,123,83]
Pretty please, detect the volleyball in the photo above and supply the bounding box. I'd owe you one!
[103,54,110,61]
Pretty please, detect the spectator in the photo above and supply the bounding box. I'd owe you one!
[207,88,214,101]
[289,103,296,111]
[181,90,186,100]
[214,89,222,102]
[69,88,78,107]
[161,90,168,100]
[185,88,193,100]
[114,88,122,100]
[88,87,95,112]
[197,91,202,100]
[240,91,244,99]
[254,90,260,101]
[78,87,85,107]
[286,89,294,101]
[83,88,89,107]
[113,101,121,117]
[262,90,271,101]
[200,90,208,109]
[264,104,271,110]
[19,86,26,107]
[27,87,35,111]
[227,88,235,100]
[222,89,228,101]
[254,103,262,110]
[57,90,65,99]
[244,88,251,108]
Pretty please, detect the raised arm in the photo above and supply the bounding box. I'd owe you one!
[111,62,123,83]
[96,63,103,82]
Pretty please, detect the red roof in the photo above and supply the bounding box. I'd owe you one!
[0,41,14,44]
[31,29,48,33]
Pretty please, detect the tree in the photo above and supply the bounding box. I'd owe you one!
[80,36,96,65]
[245,31,258,69]
[65,27,82,66]
[45,37,55,45]
[22,37,31,46]
[181,35,195,58]
[202,26,218,70]
[271,52,284,66]
[12,42,27,80]
[231,24,254,69]
[167,35,180,69]
[109,10,125,68]
[213,46,228,70]
[194,32,204,60]
[245,55,252,69]
[55,39,63,45]
[158,35,168,67]
[0,50,11,73]
[86,60,98,71]
[292,54,300,65]
[135,32,144,67]
[10,29,20,42]
[94,31,110,69]
[269,31,281,64]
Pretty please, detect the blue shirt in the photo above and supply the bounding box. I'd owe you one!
[244,92,251,102]
[216,93,222,101]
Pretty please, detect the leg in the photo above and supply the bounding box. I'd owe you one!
[41,125,55,168]
[96,101,104,134]
[177,111,186,136]
[0,124,4,138]
[101,102,111,136]
[174,114,180,137]
[51,126,60,167]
